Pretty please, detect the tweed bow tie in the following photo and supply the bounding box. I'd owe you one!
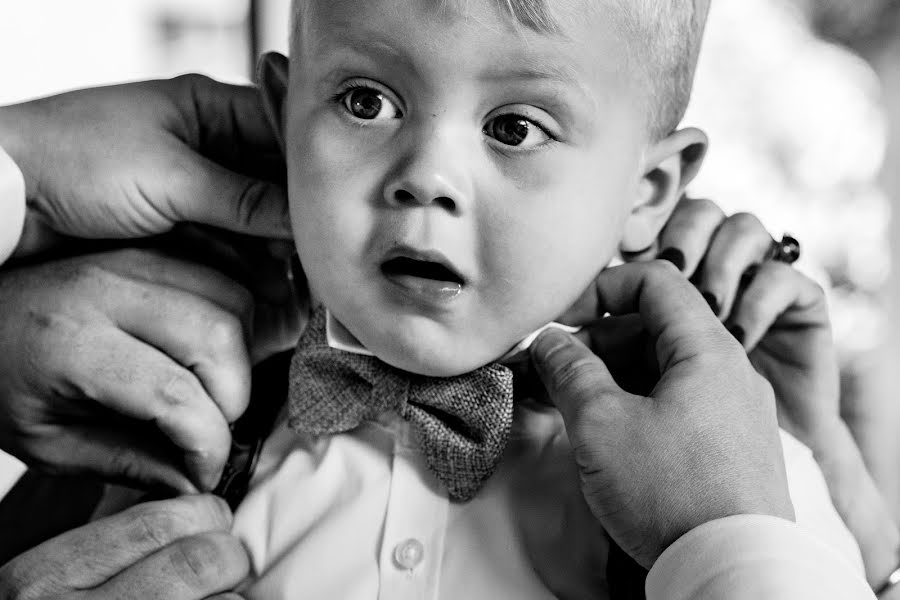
[287,308,514,502]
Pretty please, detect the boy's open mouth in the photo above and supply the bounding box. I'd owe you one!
[380,256,465,286]
[379,247,467,303]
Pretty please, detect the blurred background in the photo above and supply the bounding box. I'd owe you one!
[2,0,900,499]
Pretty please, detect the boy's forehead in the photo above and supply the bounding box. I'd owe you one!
[295,0,640,101]
[297,0,632,51]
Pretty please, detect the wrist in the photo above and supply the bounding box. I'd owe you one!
[814,422,900,587]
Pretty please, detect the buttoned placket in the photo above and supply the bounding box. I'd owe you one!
[377,417,448,600]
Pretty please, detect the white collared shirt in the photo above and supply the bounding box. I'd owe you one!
[231,317,871,599]
[0,143,26,266]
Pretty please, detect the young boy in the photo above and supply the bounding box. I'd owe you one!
[226,0,868,597]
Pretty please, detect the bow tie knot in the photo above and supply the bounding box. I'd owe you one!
[288,309,514,501]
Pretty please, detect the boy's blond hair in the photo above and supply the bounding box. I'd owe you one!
[291,0,709,138]
[490,0,709,138]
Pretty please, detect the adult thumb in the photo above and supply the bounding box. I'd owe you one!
[529,328,623,426]
[174,156,291,239]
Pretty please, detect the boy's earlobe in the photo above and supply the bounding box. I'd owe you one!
[619,128,708,254]
[257,52,291,154]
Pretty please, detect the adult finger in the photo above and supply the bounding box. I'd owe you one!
[656,197,726,276]
[109,278,252,425]
[59,319,232,490]
[728,261,828,351]
[696,212,772,319]
[590,262,730,369]
[164,75,289,238]
[0,495,231,593]
[31,421,195,493]
[91,531,249,600]
[530,328,623,427]
[161,227,295,308]
[98,249,255,338]
[55,325,233,491]
[576,314,659,395]
[172,75,280,158]
[166,154,291,239]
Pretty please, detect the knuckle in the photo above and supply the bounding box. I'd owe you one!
[645,259,678,279]
[129,505,189,548]
[728,211,764,233]
[686,197,725,220]
[195,494,233,527]
[549,355,602,397]
[23,311,85,381]
[170,533,241,590]
[205,314,246,352]
[107,443,145,484]
[643,260,681,287]
[158,369,204,409]
[25,308,81,348]
[172,72,215,94]
[234,180,271,229]
[69,262,113,287]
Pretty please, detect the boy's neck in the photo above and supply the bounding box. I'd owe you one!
[324,309,579,368]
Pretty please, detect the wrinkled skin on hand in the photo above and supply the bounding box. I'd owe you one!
[0,247,300,493]
[0,495,248,600]
[531,262,794,569]
[0,74,289,258]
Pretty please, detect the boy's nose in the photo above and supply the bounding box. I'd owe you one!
[384,176,458,213]
[382,142,470,214]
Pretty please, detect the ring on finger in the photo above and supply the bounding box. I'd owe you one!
[767,234,801,265]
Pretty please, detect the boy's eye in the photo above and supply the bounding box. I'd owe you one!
[342,87,402,120]
[484,115,550,148]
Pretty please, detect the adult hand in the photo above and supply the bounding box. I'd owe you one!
[530,261,794,569]
[0,248,266,493]
[0,75,288,258]
[0,495,248,600]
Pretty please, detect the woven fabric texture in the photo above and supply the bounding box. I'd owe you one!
[288,308,514,501]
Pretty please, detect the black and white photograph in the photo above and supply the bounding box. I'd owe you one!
[1,1,900,598]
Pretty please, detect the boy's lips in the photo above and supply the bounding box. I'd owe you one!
[379,246,466,303]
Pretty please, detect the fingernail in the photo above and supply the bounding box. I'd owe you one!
[657,247,686,271]
[728,324,745,345]
[702,291,720,315]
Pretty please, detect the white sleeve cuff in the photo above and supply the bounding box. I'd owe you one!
[646,514,874,600]
[0,143,25,266]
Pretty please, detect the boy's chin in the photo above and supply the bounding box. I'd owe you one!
[367,331,506,378]
[377,344,495,378]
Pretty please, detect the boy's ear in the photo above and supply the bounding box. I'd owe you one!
[619,128,708,254]
[257,52,290,154]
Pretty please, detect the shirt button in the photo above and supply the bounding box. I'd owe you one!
[393,538,425,570]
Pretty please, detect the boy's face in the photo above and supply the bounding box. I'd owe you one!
[279,0,692,376]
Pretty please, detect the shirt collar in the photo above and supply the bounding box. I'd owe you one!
[324,310,579,362]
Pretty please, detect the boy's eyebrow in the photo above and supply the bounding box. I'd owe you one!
[478,64,591,101]
[310,22,597,112]
[312,24,413,68]
[480,64,598,112]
